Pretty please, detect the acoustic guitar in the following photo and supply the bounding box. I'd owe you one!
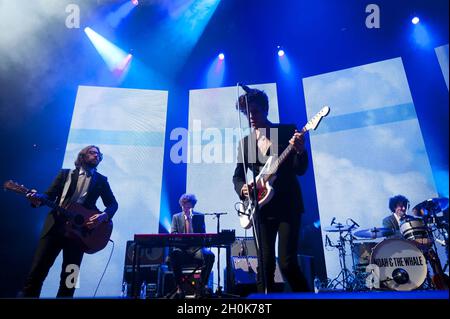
[3,180,112,254]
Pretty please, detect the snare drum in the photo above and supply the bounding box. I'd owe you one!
[400,217,433,247]
[370,239,428,291]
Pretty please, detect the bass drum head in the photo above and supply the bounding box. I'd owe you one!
[370,239,428,291]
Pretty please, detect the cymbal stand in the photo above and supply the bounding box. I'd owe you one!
[430,214,448,273]
[347,233,370,291]
[327,227,354,291]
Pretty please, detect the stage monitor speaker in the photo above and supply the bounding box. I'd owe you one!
[228,256,284,296]
[231,237,258,257]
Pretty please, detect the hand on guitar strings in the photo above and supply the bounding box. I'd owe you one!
[289,129,305,154]
[86,212,108,229]
[241,181,261,198]
[241,184,252,197]
[26,189,42,207]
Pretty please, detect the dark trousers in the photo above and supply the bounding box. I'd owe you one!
[21,230,84,298]
[255,213,310,293]
[168,248,215,289]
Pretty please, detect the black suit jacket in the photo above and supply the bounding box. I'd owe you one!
[40,168,118,238]
[232,123,308,218]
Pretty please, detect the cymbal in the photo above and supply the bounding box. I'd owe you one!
[323,223,352,232]
[413,197,449,215]
[353,227,393,239]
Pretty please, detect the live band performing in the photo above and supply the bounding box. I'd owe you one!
[0,0,448,306]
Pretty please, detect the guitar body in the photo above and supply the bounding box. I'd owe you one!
[4,180,113,254]
[239,158,276,229]
[63,202,113,254]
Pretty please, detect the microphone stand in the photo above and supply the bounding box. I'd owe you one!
[207,212,226,296]
[236,84,267,294]
[205,212,239,298]
[246,100,267,294]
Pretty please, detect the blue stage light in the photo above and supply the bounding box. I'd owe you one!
[412,17,420,24]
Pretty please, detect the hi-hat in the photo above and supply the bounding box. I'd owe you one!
[324,223,352,232]
[354,227,393,239]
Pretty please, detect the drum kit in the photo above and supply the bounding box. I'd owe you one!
[323,197,449,292]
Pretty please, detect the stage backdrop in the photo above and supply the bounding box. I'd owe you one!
[186,84,280,290]
[435,44,449,90]
[41,85,168,297]
[303,57,441,285]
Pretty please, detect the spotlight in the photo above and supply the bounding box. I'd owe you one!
[278,49,285,57]
[218,53,225,60]
[131,0,139,6]
[412,17,420,24]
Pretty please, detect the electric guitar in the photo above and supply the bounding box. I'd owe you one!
[3,180,112,254]
[238,106,330,229]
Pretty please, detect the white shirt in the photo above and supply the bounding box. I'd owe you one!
[70,167,93,204]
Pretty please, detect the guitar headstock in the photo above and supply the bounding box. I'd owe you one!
[304,106,330,131]
[3,180,30,195]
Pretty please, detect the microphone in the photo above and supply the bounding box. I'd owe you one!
[349,218,360,228]
[331,217,336,225]
[238,82,254,94]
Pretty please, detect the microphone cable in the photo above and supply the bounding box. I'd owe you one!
[93,239,115,297]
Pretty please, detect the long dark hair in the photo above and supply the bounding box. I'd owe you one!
[74,145,103,168]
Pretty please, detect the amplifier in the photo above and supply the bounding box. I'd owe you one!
[231,237,257,257]
[231,256,284,284]
[124,240,166,266]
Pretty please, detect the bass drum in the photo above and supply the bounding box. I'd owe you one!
[370,239,428,291]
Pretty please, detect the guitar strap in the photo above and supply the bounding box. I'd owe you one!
[59,169,75,208]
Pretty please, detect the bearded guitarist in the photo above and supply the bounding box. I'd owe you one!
[232,86,310,293]
[19,145,118,298]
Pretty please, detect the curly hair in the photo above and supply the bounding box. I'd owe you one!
[236,88,269,116]
[178,193,197,207]
[389,194,410,213]
[74,145,103,168]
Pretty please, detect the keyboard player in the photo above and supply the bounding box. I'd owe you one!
[167,193,215,298]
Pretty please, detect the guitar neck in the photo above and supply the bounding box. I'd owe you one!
[263,126,307,181]
[4,180,70,217]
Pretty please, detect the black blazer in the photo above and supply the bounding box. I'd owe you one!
[232,123,308,217]
[40,168,118,238]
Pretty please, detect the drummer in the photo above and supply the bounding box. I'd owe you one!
[382,195,414,238]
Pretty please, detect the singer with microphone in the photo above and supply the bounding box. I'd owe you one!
[166,193,215,298]
[232,85,310,293]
